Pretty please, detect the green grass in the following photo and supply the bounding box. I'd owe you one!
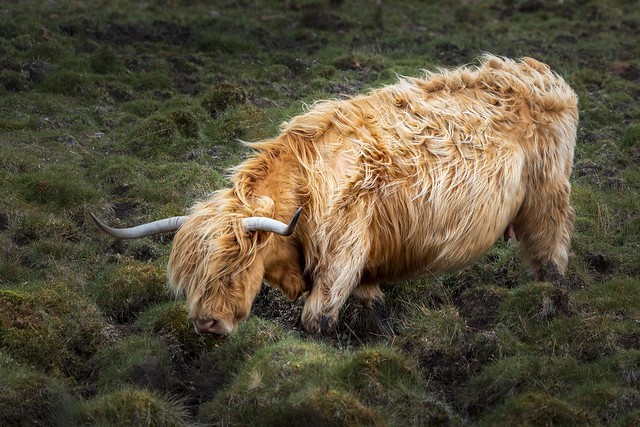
[0,351,82,426]
[81,387,189,427]
[1,0,639,425]
[91,334,175,392]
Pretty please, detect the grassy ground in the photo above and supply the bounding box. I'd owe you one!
[1,0,639,425]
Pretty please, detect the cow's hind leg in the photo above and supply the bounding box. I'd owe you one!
[514,178,575,287]
[352,283,393,336]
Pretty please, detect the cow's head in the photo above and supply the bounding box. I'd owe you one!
[91,195,302,337]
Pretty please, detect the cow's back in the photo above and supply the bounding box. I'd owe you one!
[279,56,577,281]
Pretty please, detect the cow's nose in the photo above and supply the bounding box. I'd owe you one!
[193,318,233,336]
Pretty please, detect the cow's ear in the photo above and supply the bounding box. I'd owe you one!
[252,195,276,218]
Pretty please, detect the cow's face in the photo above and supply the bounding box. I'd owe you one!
[167,198,304,336]
[166,208,266,337]
[187,253,266,336]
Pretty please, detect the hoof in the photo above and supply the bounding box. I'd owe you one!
[537,261,569,289]
[319,315,337,335]
[304,314,337,337]
[369,299,394,337]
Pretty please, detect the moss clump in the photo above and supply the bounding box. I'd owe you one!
[0,69,29,91]
[268,388,384,427]
[575,278,640,317]
[90,261,170,323]
[567,381,640,424]
[221,104,269,141]
[0,259,28,284]
[18,166,99,208]
[505,280,640,361]
[10,212,80,246]
[200,83,246,118]
[613,410,640,427]
[343,346,422,400]
[92,334,174,392]
[90,45,121,74]
[462,355,583,411]
[130,70,173,92]
[200,339,458,426]
[125,109,203,157]
[0,284,110,376]
[609,350,640,387]
[136,303,285,362]
[620,122,640,149]
[199,338,348,425]
[0,351,81,426]
[399,304,468,359]
[342,346,457,425]
[103,81,133,102]
[135,301,207,360]
[479,392,598,426]
[40,71,92,96]
[499,282,574,330]
[126,115,179,157]
[398,303,473,391]
[82,387,188,427]
[168,109,199,138]
[122,98,161,118]
[89,154,145,188]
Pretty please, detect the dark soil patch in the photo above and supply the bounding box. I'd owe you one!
[517,0,545,14]
[251,285,305,333]
[251,285,388,348]
[0,213,8,231]
[172,353,229,413]
[459,287,505,330]
[585,252,615,275]
[125,54,156,72]
[22,60,54,83]
[434,42,471,66]
[131,245,156,263]
[113,201,138,219]
[609,61,640,81]
[61,19,193,46]
[130,357,173,391]
[299,7,352,32]
[573,159,625,189]
[618,332,640,350]
[100,22,192,46]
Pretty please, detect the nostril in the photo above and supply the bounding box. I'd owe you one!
[193,317,233,336]
[194,318,217,335]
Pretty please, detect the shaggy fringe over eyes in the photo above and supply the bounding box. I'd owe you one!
[168,189,271,318]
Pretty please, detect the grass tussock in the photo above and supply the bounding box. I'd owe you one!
[81,387,189,427]
[91,334,175,392]
[200,338,459,426]
[0,284,111,376]
[90,260,170,322]
[0,351,82,426]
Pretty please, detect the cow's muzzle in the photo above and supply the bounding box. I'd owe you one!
[193,318,234,337]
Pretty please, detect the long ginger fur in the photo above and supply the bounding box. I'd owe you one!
[168,55,578,332]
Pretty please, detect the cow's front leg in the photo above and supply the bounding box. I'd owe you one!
[303,208,370,335]
[301,272,359,335]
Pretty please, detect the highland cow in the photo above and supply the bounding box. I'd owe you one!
[93,55,578,336]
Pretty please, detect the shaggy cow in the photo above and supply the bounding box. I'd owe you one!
[92,55,578,336]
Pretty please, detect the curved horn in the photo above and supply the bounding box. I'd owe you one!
[90,213,187,239]
[241,208,302,236]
